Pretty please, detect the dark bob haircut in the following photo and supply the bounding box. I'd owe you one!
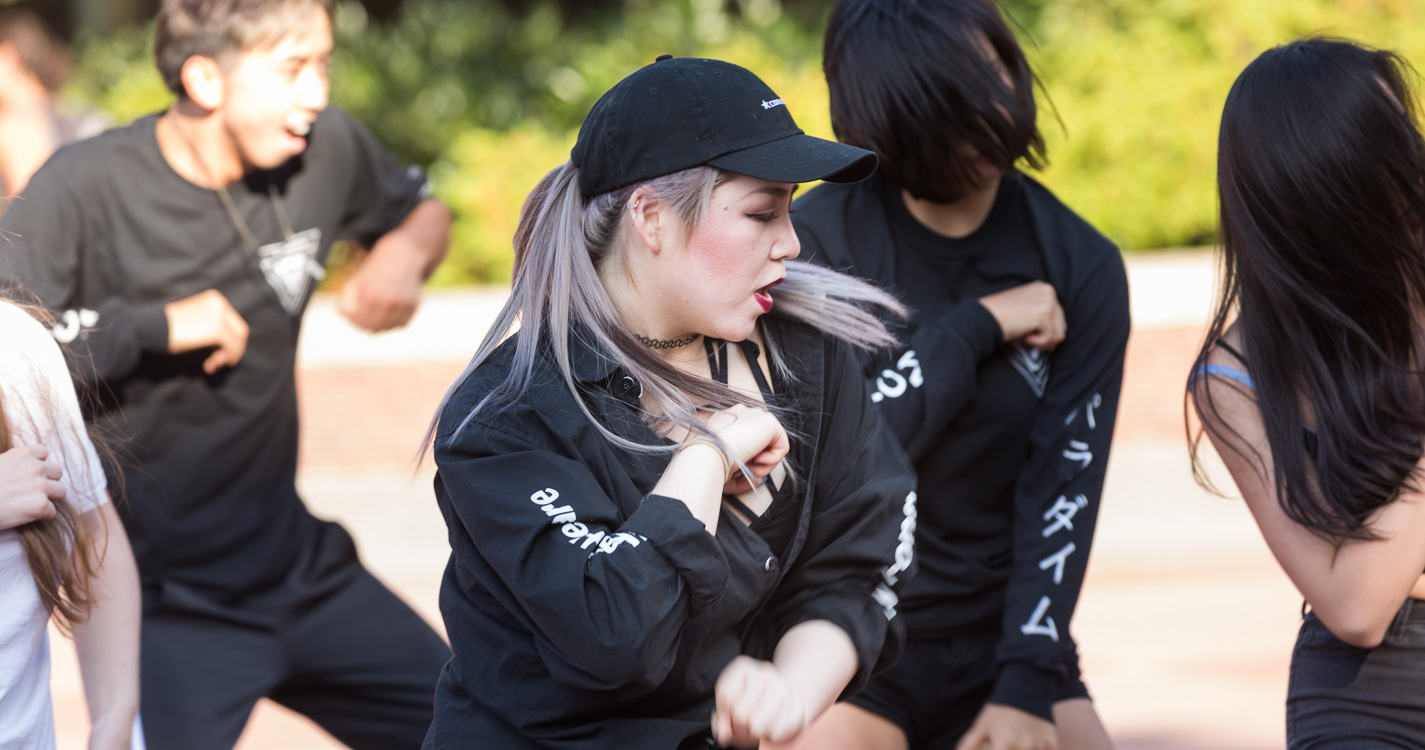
[1191,38,1425,540]
[823,0,1046,203]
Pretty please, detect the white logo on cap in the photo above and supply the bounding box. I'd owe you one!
[761,98,785,110]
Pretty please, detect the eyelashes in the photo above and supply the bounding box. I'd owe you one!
[746,208,797,223]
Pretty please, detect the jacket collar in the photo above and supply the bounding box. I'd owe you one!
[567,327,623,384]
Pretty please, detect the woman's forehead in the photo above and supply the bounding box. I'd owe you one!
[714,175,798,200]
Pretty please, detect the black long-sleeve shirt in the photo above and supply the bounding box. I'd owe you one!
[0,109,430,600]
[794,174,1129,722]
[426,313,917,748]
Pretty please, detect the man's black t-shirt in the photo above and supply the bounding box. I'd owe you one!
[0,108,429,600]
[795,173,1130,721]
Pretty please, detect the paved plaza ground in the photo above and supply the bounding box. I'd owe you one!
[48,250,1304,749]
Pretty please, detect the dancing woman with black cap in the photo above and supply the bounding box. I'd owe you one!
[421,56,919,749]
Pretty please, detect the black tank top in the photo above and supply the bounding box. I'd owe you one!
[705,337,797,547]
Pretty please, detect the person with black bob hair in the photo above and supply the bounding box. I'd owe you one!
[1190,38,1425,747]
[786,1,1128,748]
[422,56,919,749]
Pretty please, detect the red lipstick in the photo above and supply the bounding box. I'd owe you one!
[754,277,784,313]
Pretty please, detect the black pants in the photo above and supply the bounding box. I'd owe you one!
[846,622,1090,749]
[1288,599,1425,749]
[138,521,451,750]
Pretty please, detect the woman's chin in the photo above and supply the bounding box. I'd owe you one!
[703,320,758,343]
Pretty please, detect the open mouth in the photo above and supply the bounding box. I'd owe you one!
[753,277,784,313]
[282,118,313,156]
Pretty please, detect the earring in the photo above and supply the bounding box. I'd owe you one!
[631,199,641,210]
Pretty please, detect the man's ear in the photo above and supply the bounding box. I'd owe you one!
[626,187,665,256]
[179,55,227,111]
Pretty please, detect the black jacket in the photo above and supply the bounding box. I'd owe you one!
[795,174,1130,721]
[425,314,916,749]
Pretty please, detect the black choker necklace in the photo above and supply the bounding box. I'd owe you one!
[635,332,700,350]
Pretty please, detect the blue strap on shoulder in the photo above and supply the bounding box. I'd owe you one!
[1190,364,1255,391]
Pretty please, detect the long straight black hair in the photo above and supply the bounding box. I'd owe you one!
[1191,38,1425,540]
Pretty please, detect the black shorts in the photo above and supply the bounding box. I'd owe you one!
[1288,599,1425,748]
[847,623,1090,749]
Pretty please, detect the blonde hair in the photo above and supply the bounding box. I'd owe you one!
[425,162,906,465]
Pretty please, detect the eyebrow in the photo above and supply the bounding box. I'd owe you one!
[280,50,332,62]
[753,184,798,199]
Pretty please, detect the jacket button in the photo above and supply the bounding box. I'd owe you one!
[764,556,777,572]
[619,375,636,393]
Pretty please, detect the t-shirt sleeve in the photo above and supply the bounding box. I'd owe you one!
[0,303,109,513]
[325,108,433,247]
[0,157,169,385]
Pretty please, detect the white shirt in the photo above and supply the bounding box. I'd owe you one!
[0,300,109,750]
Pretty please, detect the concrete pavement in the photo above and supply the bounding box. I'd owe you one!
[49,249,1307,749]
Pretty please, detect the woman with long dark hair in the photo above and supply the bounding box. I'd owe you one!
[422,57,917,749]
[1190,38,1425,747]
[0,298,140,749]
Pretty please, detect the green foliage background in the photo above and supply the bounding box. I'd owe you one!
[62,0,1425,285]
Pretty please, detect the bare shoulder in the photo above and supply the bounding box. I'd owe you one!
[1191,322,1262,431]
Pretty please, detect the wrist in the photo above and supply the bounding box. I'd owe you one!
[367,235,433,281]
[679,439,731,482]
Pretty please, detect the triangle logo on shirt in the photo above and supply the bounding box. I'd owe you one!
[257,228,325,314]
[1007,341,1050,398]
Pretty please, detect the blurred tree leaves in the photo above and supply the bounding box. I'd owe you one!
[61,0,1425,283]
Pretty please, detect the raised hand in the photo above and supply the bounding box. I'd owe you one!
[165,289,250,374]
[979,281,1066,352]
[702,403,790,494]
[712,656,810,748]
[0,443,64,529]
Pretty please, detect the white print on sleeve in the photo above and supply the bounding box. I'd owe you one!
[870,350,923,403]
[1062,440,1092,470]
[50,308,99,344]
[881,491,918,587]
[1019,596,1059,642]
[529,487,647,557]
[875,491,919,620]
[1042,494,1089,537]
[1020,392,1104,642]
[1038,542,1076,585]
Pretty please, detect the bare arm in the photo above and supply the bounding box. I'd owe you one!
[1196,368,1425,648]
[653,403,792,536]
[72,500,141,750]
[712,620,858,748]
[337,198,451,332]
[771,620,858,724]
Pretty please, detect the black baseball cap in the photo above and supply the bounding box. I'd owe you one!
[571,56,878,197]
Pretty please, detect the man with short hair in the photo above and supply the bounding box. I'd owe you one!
[0,1,452,747]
